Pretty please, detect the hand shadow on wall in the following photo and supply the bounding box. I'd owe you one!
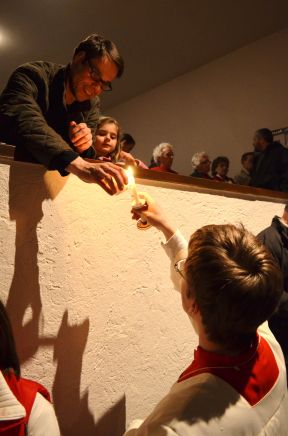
[6,163,67,362]
[53,310,126,436]
[7,163,126,435]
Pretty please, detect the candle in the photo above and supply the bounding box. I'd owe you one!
[125,167,151,230]
[126,167,141,206]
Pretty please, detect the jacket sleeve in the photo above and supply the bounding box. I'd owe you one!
[161,230,188,293]
[257,228,282,270]
[0,65,78,170]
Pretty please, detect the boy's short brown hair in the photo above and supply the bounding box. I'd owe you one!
[185,224,282,350]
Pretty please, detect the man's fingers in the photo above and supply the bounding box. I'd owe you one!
[70,122,86,132]
[70,160,128,195]
[72,134,92,147]
[104,164,128,187]
[96,178,114,195]
[70,123,92,143]
[71,129,92,142]
[88,164,120,194]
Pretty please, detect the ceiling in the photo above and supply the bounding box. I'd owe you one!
[1,0,288,110]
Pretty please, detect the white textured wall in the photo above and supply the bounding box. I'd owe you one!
[109,28,288,177]
[0,160,284,436]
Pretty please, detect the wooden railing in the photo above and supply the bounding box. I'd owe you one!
[1,143,288,204]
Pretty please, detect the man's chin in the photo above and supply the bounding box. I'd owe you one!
[76,94,90,102]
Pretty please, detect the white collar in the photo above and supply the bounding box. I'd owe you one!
[0,371,26,420]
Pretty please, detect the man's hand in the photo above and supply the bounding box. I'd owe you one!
[132,193,176,240]
[66,157,128,195]
[69,121,92,153]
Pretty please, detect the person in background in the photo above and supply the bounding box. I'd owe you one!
[258,204,288,373]
[148,157,158,169]
[211,156,234,183]
[250,128,288,192]
[118,133,148,168]
[150,143,178,174]
[120,133,136,153]
[190,151,212,179]
[124,193,287,435]
[0,300,60,435]
[234,152,254,185]
[0,33,127,195]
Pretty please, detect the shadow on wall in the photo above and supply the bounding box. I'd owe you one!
[52,310,126,436]
[6,163,126,436]
[6,163,51,361]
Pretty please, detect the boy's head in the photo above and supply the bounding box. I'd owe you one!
[120,133,136,153]
[184,224,282,350]
[241,152,254,173]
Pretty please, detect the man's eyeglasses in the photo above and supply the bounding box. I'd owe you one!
[174,258,187,279]
[86,59,112,92]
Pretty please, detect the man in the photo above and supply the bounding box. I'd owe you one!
[250,128,288,192]
[258,204,288,370]
[234,151,254,185]
[190,151,212,179]
[125,194,287,435]
[0,34,127,195]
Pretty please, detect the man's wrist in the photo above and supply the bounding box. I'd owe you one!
[66,156,86,174]
[49,150,79,176]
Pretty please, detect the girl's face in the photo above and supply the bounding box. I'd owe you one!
[94,122,118,156]
[215,162,228,177]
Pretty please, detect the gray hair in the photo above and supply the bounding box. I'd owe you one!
[191,151,208,172]
[152,142,173,163]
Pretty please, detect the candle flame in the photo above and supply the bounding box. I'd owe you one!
[125,166,135,187]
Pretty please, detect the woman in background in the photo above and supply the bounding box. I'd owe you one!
[211,156,234,183]
[190,151,212,179]
[150,143,178,174]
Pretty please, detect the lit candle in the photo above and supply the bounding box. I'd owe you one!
[125,167,151,230]
[126,167,142,206]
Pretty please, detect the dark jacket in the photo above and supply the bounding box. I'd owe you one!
[258,216,288,293]
[258,216,288,361]
[250,142,288,192]
[0,61,99,175]
[190,170,212,179]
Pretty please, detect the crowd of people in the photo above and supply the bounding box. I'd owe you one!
[64,118,288,193]
[187,128,288,191]
[0,34,287,193]
[119,127,288,193]
[67,119,288,194]
[0,32,287,435]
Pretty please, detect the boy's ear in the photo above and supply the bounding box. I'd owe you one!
[187,298,199,317]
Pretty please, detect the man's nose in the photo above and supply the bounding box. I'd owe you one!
[92,83,103,96]
[94,88,103,96]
